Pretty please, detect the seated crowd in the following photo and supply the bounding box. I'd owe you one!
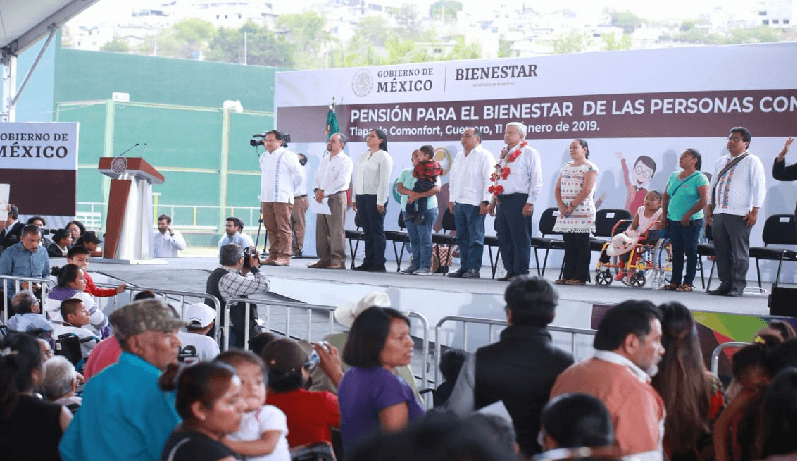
[0,266,796,461]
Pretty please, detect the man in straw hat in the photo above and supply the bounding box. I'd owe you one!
[60,299,185,461]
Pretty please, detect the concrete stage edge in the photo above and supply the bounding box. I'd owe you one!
[88,256,779,362]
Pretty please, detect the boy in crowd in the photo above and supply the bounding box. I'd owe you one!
[177,302,220,365]
[67,246,127,297]
[52,298,100,360]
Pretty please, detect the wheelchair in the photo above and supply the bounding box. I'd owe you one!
[595,220,671,288]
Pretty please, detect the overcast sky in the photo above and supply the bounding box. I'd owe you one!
[74,0,762,24]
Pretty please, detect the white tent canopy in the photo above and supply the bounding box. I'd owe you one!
[0,0,101,121]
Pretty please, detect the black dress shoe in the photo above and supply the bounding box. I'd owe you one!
[707,284,731,295]
[725,290,743,297]
[448,270,465,278]
[462,269,480,279]
[497,274,514,281]
[353,264,372,271]
[367,265,387,273]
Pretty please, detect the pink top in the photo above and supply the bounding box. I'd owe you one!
[83,335,122,380]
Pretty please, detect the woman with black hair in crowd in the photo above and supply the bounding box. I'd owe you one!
[159,361,246,461]
[45,264,86,323]
[337,306,424,449]
[48,229,73,258]
[352,129,393,272]
[45,264,109,335]
[651,302,724,461]
[0,332,72,460]
[757,367,797,461]
[259,338,340,448]
[65,221,85,246]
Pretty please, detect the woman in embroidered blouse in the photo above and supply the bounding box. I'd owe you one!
[553,139,598,285]
[352,129,394,273]
[660,149,709,292]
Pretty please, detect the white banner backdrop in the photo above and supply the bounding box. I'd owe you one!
[0,122,80,229]
[275,43,797,282]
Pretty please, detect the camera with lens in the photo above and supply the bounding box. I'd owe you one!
[242,246,259,268]
[250,131,291,147]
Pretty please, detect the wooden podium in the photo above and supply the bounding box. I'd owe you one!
[98,157,165,262]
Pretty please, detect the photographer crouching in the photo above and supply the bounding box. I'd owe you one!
[205,243,270,348]
[255,130,303,266]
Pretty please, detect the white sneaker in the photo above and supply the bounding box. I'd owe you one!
[413,268,432,276]
[400,266,416,274]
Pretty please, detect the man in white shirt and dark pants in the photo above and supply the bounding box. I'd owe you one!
[259,130,303,266]
[310,133,353,270]
[706,126,766,297]
[291,154,309,258]
[448,127,496,279]
[153,214,187,258]
[489,122,543,281]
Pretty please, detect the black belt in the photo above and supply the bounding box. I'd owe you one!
[498,193,528,198]
[295,195,307,199]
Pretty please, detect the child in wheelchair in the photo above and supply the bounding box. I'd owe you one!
[598,190,664,286]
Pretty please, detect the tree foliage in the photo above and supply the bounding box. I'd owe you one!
[155,18,216,59]
[498,39,515,58]
[430,1,463,22]
[352,16,394,47]
[390,4,425,39]
[276,11,334,70]
[602,33,632,51]
[664,25,781,45]
[100,37,130,53]
[608,10,643,34]
[205,21,294,67]
[552,30,591,54]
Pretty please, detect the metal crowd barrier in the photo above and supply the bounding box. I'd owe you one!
[433,315,597,387]
[710,341,750,376]
[1,275,55,323]
[224,296,432,395]
[93,283,223,346]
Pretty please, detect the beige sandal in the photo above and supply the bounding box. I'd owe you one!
[676,284,694,292]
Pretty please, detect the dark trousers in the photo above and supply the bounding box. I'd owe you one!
[496,194,532,276]
[406,179,434,216]
[562,232,591,282]
[355,194,387,266]
[454,203,485,271]
[668,218,703,286]
[713,213,750,292]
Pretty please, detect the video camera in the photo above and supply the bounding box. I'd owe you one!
[250,131,291,147]
[242,245,259,269]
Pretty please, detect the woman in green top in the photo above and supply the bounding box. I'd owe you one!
[661,149,709,292]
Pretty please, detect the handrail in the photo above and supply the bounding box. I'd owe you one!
[710,341,750,376]
[121,286,222,346]
[1,276,55,323]
[433,315,596,387]
[226,297,339,351]
[224,297,432,403]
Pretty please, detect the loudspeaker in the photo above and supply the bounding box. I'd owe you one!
[769,286,797,317]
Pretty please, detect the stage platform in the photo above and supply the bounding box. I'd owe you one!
[87,257,770,343]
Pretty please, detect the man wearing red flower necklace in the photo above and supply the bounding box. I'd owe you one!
[448,127,496,279]
[488,122,543,281]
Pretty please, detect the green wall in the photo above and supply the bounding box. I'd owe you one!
[53,42,282,245]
